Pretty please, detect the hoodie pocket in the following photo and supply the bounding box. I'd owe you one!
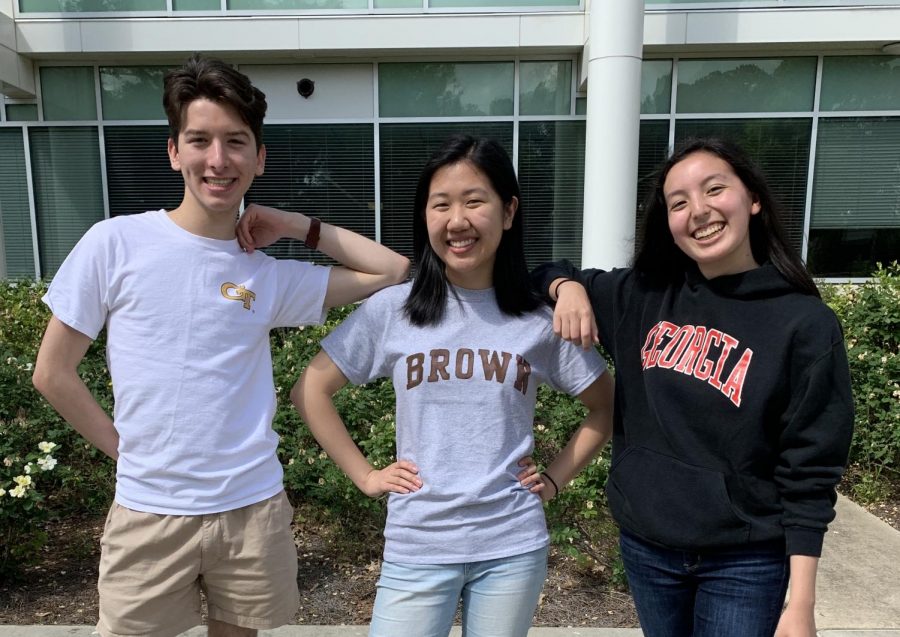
[607,446,750,549]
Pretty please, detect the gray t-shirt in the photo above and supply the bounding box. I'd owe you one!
[322,282,607,564]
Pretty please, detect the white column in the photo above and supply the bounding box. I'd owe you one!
[581,0,644,269]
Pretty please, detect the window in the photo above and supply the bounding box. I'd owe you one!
[379,63,514,118]
[0,129,35,277]
[41,67,97,121]
[519,61,572,116]
[100,67,170,120]
[104,126,184,217]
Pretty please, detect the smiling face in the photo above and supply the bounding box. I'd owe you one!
[664,150,761,279]
[168,97,265,224]
[425,160,516,290]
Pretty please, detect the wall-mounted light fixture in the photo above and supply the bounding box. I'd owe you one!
[297,78,315,99]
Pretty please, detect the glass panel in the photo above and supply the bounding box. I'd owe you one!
[228,0,365,9]
[174,0,220,8]
[820,56,900,111]
[379,63,514,118]
[379,123,514,259]
[0,129,36,277]
[100,67,169,120]
[676,58,816,113]
[246,124,375,263]
[811,117,900,229]
[636,120,670,222]
[519,61,572,116]
[29,127,104,277]
[430,0,578,7]
[373,0,419,6]
[41,67,97,121]
[641,60,672,115]
[518,121,584,268]
[5,104,39,121]
[807,229,900,278]
[104,126,184,217]
[20,0,164,11]
[575,97,586,116]
[674,118,812,255]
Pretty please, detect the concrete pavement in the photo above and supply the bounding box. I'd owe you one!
[3,496,898,637]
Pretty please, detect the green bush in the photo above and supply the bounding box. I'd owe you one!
[821,262,900,501]
[3,263,898,578]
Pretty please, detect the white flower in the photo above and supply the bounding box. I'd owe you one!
[9,485,26,498]
[23,362,33,372]
[586,501,594,509]
[13,475,32,487]
[8,282,17,289]
[3,457,12,468]
[318,477,325,485]
[0,488,5,497]
[38,441,58,454]
[24,462,34,475]
[37,456,57,471]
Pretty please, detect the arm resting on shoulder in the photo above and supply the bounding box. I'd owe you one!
[236,204,410,307]
[538,371,614,501]
[292,351,420,497]
[32,317,119,460]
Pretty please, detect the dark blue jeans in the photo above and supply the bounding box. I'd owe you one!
[619,530,789,637]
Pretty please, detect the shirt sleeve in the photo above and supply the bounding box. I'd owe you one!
[776,317,854,557]
[41,221,111,340]
[545,335,609,397]
[321,289,396,385]
[271,260,331,328]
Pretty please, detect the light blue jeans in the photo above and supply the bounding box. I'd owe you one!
[368,545,549,637]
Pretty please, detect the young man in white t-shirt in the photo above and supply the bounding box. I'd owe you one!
[32,54,409,637]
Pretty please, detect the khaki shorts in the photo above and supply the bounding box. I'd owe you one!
[97,491,299,637]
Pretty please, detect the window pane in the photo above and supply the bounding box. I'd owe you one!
[379,123,513,259]
[820,56,900,111]
[518,121,584,268]
[104,126,184,217]
[636,119,670,221]
[21,0,164,11]
[519,61,572,116]
[807,116,900,277]
[29,127,104,277]
[641,60,672,115]
[379,63,514,118]
[676,58,816,113]
[174,0,219,8]
[674,118,812,255]
[41,67,97,121]
[575,97,586,115]
[6,104,39,121]
[228,0,364,8]
[245,124,375,263]
[430,0,578,7]
[0,129,36,277]
[100,67,169,120]
[374,0,419,6]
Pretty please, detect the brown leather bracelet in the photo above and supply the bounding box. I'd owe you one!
[304,216,321,250]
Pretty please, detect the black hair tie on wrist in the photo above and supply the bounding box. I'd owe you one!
[543,471,559,496]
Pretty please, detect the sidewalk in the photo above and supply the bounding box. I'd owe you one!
[2,497,897,637]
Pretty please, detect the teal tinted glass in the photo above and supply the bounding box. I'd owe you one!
[373,0,419,6]
[29,127,104,276]
[641,60,672,114]
[0,129,36,277]
[41,67,97,121]
[379,63,514,117]
[20,0,164,10]
[430,0,577,6]
[100,67,168,120]
[174,0,220,8]
[821,56,900,111]
[519,61,571,116]
[676,58,816,113]
[228,0,364,8]
[5,104,39,121]
[575,97,586,115]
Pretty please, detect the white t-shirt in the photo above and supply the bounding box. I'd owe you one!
[43,209,330,515]
[323,283,608,564]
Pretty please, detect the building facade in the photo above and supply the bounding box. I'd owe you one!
[1,1,898,279]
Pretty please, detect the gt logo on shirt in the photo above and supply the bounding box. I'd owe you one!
[220,282,256,310]
[640,321,753,408]
[406,348,532,395]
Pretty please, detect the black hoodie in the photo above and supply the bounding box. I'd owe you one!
[533,261,853,557]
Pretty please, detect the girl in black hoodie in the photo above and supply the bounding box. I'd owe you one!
[533,138,853,637]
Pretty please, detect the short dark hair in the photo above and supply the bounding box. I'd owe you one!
[163,53,267,150]
[633,136,819,297]
[403,135,541,326]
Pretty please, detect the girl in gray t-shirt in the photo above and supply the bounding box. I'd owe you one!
[293,135,614,637]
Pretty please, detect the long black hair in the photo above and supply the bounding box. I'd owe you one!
[633,137,820,297]
[403,135,541,326]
